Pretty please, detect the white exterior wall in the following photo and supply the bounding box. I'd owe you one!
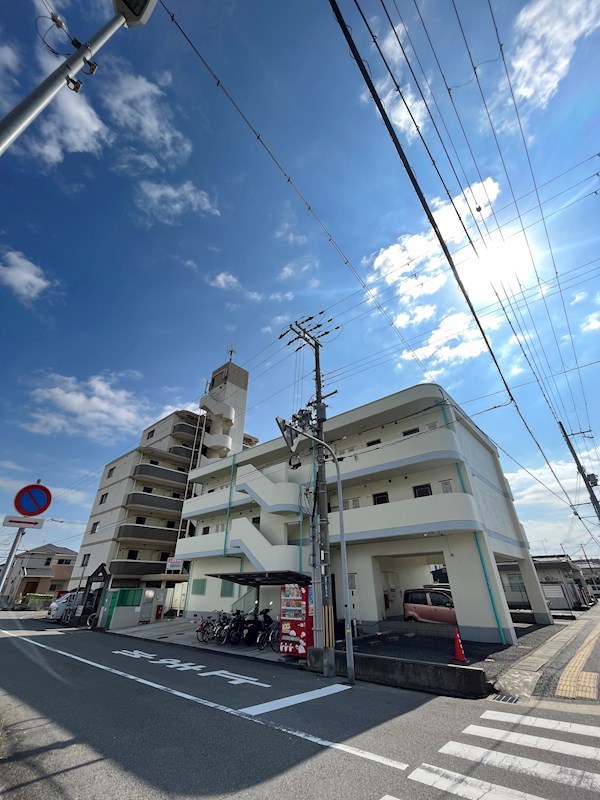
[177,383,547,643]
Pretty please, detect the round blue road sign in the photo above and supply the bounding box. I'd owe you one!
[14,484,52,517]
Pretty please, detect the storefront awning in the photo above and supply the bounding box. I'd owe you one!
[206,570,311,588]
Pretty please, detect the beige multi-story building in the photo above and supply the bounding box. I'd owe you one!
[176,382,552,645]
[2,544,76,605]
[69,360,253,612]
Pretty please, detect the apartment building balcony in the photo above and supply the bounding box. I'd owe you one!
[134,463,187,489]
[172,422,197,443]
[324,427,465,488]
[109,559,170,578]
[169,445,194,460]
[327,492,482,544]
[117,523,179,547]
[126,492,183,518]
[175,517,301,572]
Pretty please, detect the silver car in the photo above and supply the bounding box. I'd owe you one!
[47,591,81,621]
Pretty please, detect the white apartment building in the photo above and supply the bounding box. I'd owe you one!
[176,382,552,645]
[70,360,253,607]
[2,544,77,605]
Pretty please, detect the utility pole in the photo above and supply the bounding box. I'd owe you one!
[0,1,157,157]
[0,528,26,598]
[281,315,339,677]
[558,421,600,524]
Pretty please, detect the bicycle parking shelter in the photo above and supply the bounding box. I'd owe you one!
[205,570,310,610]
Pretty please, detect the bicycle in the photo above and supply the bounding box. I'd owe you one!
[257,618,280,651]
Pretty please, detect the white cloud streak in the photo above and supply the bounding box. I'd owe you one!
[0,250,55,305]
[135,180,220,224]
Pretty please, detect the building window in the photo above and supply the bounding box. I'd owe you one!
[149,459,159,466]
[160,552,170,561]
[99,493,108,505]
[172,492,181,499]
[147,430,155,440]
[202,526,210,535]
[252,516,261,529]
[107,467,115,478]
[127,550,139,561]
[166,520,176,529]
[367,439,381,447]
[373,492,389,505]
[508,573,525,592]
[403,428,419,436]
[136,517,146,525]
[81,554,90,567]
[49,583,60,591]
[220,579,234,598]
[342,497,361,511]
[215,523,225,533]
[191,579,207,595]
[57,559,71,565]
[142,486,153,494]
[45,557,52,566]
[413,484,433,498]
[440,480,453,494]
[91,522,99,534]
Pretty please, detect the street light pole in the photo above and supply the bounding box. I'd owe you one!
[276,417,355,684]
[0,1,157,157]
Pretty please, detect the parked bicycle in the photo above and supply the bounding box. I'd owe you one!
[257,616,280,651]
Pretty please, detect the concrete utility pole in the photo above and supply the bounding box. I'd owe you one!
[558,421,600,525]
[0,1,157,157]
[280,316,338,676]
[0,529,25,597]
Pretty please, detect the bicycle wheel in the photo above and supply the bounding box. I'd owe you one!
[257,630,269,650]
[270,627,280,652]
[86,613,98,629]
[202,622,215,642]
[216,625,229,645]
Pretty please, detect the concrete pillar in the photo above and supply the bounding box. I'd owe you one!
[444,531,517,644]
[354,554,384,631]
[519,552,553,624]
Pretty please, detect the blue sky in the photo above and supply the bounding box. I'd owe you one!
[1,0,599,564]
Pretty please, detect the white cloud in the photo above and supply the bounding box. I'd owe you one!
[155,70,173,87]
[182,259,198,272]
[308,278,320,289]
[272,315,289,326]
[401,311,487,367]
[278,265,295,281]
[113,149,163,176]
[571,291,588,305]
[261,326,272,333]
[0,249,55,305]
[135,180,220,224]
[269,292,294,301]
[381,24,406,68]
[275,221,307,245]
[208,272,241,290]
[510,0,600,109]
[0,460,27,472]
[381,80,428,143]
[20,371,154,444]
[0,41,20,113]
[581,311,600,332]
[246,291,264,302]
[101,72,191,166]
[394,304,436,328]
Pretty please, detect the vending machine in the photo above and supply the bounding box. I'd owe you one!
[279,584,314,657]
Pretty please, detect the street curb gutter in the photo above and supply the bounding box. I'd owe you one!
[307,646,488,699]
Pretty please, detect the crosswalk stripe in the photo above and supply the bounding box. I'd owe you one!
[464,724,600,761]
[481,709,600,738]
[440,740,600,791]
[408,763,548,799]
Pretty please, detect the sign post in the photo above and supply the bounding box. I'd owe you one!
[0,482,52,598]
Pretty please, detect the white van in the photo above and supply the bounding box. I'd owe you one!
[47,591,82,621]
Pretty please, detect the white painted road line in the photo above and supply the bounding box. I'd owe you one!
[239,684,351,715]
[464,723,600,761]
[409,763,548,800]
[481,709,600,738]
[0,631,409,773]
[440,740,600,791]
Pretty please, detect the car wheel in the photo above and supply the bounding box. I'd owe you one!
[405,617,416,622]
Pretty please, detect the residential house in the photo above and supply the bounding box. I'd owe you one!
[1,544,76,605]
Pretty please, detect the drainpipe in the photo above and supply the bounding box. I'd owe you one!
[474,531,506,645]
[456,463,467,493]
[223,453,237,556]
[298,485,304,573]
[438,398,451,429]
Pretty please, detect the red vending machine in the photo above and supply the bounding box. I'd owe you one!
[279,584,314,657]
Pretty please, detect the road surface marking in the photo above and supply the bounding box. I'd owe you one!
[555,627,600,700]
[464,724,600,761]
[239,684,350,715]
[481,709,600,738]
[439,740,600,791]
[409,763,547,799]
[1,632,408,772]
[112,649,271,686]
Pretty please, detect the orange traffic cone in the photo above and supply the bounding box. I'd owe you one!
[452,627,469,664]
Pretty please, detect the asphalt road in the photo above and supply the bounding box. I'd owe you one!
[2,613,600,800]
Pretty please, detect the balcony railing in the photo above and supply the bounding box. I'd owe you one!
[109,560,170,577]
[169,445,194,459]
[126,492,183,518]
[172,422,196,442]
[133,463,187,488]
[117,523,178,545]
